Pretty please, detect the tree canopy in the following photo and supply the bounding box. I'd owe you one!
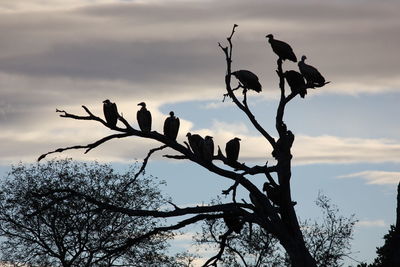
[0,159,175,267]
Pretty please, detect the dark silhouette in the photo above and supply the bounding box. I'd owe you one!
[103,99,119,127]
[163,111,180,141]
[231,70,262,93]
[137,102,152,132]
[263,182,281,206]
[223,211,244,234]
[186,132,204,156]
[39,25,331,267]
[203,136,214,162]
[284,70,307,98]
[0,159,174,266]
[225,137,241,164]
[197,194,356,266]
[266,34,297,62]
[298,55,326,87]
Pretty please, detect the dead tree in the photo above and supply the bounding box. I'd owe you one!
[39,25,329,267]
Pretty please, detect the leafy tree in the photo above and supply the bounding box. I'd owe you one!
[38,25,329,266]
[195,194,356,266]
[0,159,174,267]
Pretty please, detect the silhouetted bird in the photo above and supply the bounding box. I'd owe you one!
[137,102,152,132]
[203,136,214,162]
[263,183,281,206]
[225,137,241,163]
[163,111,180,141]
[231,70,262,93]
[223,211,244,234]
[284,70,307,98]
[186,133,204,156]
[298,55,326,87]
[103,99,119,128]
[266,34,297,62]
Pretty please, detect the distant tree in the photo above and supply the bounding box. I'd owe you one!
[195,194,356,266]
[0,159,174,267]
[358,183,400,267]
[38,25,329,266]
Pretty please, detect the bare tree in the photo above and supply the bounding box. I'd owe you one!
[0,159,175,267]
[38,25,329,267]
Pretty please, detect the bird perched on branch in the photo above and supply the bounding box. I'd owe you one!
[298,55,326,87]
[284,70,307,98]
[231,70,262,93]
[163,111,180,141]
[223,211,244,234]
[203,136,214,162]
[137,102,152,132]
[103,99,119,128]
[225,137,241,163]
[186,133,204,156]
[266,34,297,62]
[263,182,281,206]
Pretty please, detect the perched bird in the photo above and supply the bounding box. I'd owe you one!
[266,34,297,62]
[223,211,244,234]
[263,183,281,206]
[298,55,326,87]
[284,70,307,98]
[186,133,204,156]
[137,102,152,132]
[225,137,241,163]
[163,111,180,141]
[231,70,262,93]
[103,99,119,128]
[202,136,214,162]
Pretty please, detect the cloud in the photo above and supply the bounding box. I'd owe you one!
[356,219,386,228]
[293,135,400,165]
[338,171,400,185]
[1,0,400,166]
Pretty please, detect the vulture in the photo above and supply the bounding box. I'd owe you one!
[103,99,119,128]
[225,137,241,163]
[231,70,262,93]
[137,102,152,132]
[263,183,281,206]
[223,211,243,234]
[163,111,180,141]
[266,34,297,62]
[284,70,307,98]
[202,136,214,162]
[186,133,204,156]
[298,55,326,87]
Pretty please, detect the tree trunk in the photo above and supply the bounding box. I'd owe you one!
[284,240,317,267]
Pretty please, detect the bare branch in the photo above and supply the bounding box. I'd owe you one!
[122,145,168,190]
[38,133,132,161]
[202,229,231,267]
[219,25,276,149]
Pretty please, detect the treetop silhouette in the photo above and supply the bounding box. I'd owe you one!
[38,24,329,267]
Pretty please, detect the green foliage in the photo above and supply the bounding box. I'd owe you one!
[0,159,174,267]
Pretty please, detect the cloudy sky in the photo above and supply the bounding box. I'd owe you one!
[0,0,399,265]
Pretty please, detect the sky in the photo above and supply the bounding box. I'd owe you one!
[0,0,399,265]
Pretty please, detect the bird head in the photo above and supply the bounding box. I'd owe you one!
[103,99,111,104]
[301,55,307,62]
[234,137,241,141]
[186,132,191,137]
[205,136,213,140]
[137,102,146,107]
[266,34,274,40]
[169,111,175,117]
